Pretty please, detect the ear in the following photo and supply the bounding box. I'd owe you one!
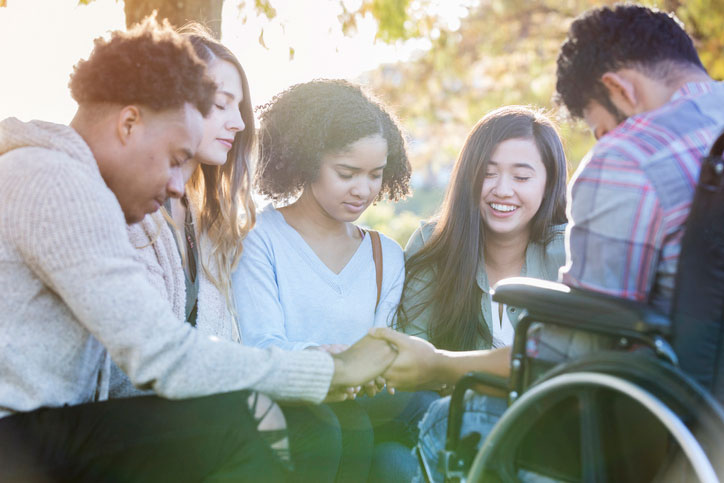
[600,72,637,110]
[116,105,142,145]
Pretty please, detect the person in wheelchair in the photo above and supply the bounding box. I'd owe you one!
[373,4,724,481]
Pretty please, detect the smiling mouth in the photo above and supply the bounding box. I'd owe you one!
[490,203,517,213]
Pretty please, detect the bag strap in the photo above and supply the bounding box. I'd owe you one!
[368,229,383,311]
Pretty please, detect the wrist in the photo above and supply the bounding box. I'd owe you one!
[330,353,347,387]
[430,348,454,387]
[435,349,461,385]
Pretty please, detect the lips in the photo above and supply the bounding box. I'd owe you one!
[217,138,234,149]
[343,201,366,213]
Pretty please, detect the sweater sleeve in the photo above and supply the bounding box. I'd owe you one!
[373,235,405,329]
[4,158,333,403]
[232,225,317,351]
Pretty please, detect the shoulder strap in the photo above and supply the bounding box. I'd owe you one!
[368,230,383,311]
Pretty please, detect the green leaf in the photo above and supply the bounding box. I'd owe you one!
[255,0,277,20]
[258,28,268,49]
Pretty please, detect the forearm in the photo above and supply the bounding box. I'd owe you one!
[433,346,511,386]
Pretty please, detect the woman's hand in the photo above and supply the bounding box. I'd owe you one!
[328,334,397,394]
[360,376,387,398]
[367,327,444,392]
[317,344,349,355]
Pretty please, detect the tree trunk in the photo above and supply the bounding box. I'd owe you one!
[124,0,224,39]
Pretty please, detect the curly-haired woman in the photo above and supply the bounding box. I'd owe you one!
[232,79,412,481]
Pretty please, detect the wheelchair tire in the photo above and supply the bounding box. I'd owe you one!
[466,351,724,483]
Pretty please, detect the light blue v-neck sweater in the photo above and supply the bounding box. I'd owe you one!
[232,205,405,351]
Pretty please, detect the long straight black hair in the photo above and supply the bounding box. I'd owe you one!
[396,106,568,350]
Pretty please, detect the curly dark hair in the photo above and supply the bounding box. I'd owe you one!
[255,79,411,203]
[69,15,215,116]
[555,4,705,119]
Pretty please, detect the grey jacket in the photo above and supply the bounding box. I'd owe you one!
[400,220,566,350]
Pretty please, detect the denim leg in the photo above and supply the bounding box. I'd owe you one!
[415,392,507,483]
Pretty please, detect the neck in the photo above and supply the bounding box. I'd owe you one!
[635,68,711,112]
[281,189,354,239]
[484,230,529,279]
[168,196,187,229]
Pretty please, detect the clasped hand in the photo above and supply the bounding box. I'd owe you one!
[367,327,443,392]
[326,334,397,402]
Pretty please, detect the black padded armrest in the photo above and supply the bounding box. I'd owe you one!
[492,277,671,337]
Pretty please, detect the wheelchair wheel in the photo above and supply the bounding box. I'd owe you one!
[466,351,724,482]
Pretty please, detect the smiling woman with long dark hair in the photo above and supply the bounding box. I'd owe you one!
[396,105,568,353]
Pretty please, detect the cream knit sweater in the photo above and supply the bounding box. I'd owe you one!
[110,208,241,398]
[0,118,334,418]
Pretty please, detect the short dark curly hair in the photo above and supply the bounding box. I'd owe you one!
[255,79,411,203]
[69,15,215,116]
[555,4,705,119]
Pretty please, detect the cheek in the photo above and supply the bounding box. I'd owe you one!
[199,117,222,151]
[527,180,547,212]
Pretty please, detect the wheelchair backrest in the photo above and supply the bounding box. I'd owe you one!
[671,129,724,403]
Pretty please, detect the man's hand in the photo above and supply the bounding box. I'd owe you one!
[367,327,443,392]
[329,335,397,390]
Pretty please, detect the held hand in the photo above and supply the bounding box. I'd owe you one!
[318,344,350,355]
[324,385,361,403]
[329,335,397,390]
[360,376,387,398]
[367,327,442,392]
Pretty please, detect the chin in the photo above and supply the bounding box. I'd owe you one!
[125,212,144,225]
[198,151,229,167]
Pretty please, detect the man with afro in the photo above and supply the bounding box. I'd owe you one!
[0,16,396,481]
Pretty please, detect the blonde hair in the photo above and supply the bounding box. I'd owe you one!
[176,26,257,316]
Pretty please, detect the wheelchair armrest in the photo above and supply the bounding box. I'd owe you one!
[445,372,508,452]
[492,277,671,337]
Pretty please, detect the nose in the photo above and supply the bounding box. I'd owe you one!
[166,167,185,199]
[492,174,514,197]
[227,109,245,133]
[350,178,372,199]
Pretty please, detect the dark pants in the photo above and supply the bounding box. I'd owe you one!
[329,401,375,482]
[0,391,291,483]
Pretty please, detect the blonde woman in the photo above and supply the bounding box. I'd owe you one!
[109,30,354,482]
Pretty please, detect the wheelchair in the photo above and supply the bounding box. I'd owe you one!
[433,132,724,483]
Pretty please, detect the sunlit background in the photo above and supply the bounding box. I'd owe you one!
[0,0,464,123]
[1,0,721,245]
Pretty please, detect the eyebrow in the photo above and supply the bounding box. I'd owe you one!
[488,160,537,170]
[218,90,240,102]
[335,163,387,171]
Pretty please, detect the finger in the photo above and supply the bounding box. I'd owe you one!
[368,327,408,347]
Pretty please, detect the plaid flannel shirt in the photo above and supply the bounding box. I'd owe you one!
[560,81,724,315]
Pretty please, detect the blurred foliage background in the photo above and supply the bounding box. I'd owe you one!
[73,0,724,247]
[356,0,724,246]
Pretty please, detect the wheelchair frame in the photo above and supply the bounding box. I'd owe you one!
[435,131,724,483]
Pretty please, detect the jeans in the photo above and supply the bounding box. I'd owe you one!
[360,390,440,483]
[415,392,507,483]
